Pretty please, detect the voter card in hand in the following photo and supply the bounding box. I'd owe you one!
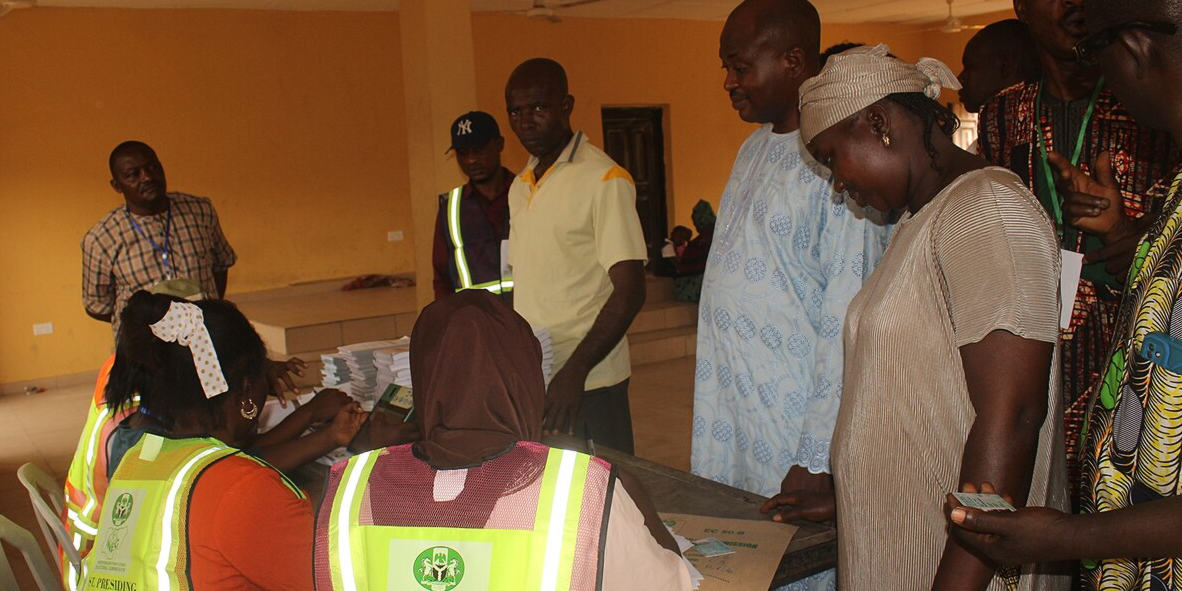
[691,537,736,557]
[952,492,1016,512]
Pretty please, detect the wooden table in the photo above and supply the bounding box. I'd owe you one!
[295,436,836,587]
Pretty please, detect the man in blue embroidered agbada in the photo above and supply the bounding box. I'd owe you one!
[690,1,891,589]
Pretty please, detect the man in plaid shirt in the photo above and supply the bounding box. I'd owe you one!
[82,141,236,337]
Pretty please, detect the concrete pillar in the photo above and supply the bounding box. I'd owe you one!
[398,0,478,307]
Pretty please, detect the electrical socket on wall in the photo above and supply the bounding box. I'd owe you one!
[33,322,53,336]
[387,230,404,242]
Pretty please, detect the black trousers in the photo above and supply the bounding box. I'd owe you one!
[573,378,634,454]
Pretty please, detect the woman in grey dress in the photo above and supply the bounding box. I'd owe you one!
[762,44,1068,591]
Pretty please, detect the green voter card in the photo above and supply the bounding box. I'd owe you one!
[378,384,414,411]
[692,537,736,557]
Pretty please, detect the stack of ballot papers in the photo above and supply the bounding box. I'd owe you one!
[373,341,412,395]
[328,327,552,401]
[319,353,352,396]
[534,326,554,384]
[334,339,406,405]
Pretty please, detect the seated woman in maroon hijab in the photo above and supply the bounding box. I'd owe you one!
[313,290,690,591]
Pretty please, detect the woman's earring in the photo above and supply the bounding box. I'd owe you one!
[881,134,891,147]
[240,398,259,420]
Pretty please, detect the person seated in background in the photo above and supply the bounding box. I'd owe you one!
[84,292,334,589]
[314,290,691,590]
[670,225,692,258]
[653,225,693,277]
[957,19,1041,115]
[819,41,864,67]
[672,200,716,303]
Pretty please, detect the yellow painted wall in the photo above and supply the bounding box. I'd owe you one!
[1,7,1013,385]
[470,15,935,234]
[0,8,409,384]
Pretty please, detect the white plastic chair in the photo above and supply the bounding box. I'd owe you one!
[0,514,63,591]
[16,463,81,576]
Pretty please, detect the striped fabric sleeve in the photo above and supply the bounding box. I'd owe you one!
[933,172,1060,347]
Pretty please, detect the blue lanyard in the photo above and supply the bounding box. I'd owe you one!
[125,204,173,279]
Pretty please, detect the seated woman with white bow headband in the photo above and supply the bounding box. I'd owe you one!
[83,291,340,590]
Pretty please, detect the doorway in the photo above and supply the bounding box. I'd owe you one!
[601,107,669,259]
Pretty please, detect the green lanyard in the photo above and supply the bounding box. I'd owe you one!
[1034,76,1106,237]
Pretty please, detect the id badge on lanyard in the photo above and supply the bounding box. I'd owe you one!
[126,205,175,280]
[1059,250,1084,329]
[500,239,512,279]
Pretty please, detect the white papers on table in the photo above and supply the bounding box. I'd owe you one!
[258,391,316,434]
[665,527,703,589]
[373,342,412,396]
[533,326,554,385]
[320,353,351,388]
[316,446,353,467]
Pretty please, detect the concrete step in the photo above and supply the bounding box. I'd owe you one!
[646,274,675,304]
[627,300,697,335]
[255,274,696,383]
[238,285,419,356]
[629,326,697,366]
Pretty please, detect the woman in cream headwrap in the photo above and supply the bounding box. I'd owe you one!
[768,44,1068,590]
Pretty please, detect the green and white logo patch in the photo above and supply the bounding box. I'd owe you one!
[111,492,134,526]
[389,539,492,591]
[93,488,147,575]
[414,546,464,590]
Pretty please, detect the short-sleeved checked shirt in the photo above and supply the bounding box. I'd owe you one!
[82,192,236,337]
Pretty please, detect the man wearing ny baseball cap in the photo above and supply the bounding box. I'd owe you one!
[432,110,515,301]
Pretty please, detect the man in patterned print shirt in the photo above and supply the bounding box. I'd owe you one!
[978,0,1177,501]
[691,2,890,590]
[82,141,236,337]
[949,0,1182,589]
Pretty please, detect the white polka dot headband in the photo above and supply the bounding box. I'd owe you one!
[149,301,230,399]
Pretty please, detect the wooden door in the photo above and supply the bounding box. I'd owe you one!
[601,107,668,259]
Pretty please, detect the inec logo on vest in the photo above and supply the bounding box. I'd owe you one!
[102,493,134,556]
[111,493,134,526]
[414,546,465,591]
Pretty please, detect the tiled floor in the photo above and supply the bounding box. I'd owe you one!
[0,357,694,589]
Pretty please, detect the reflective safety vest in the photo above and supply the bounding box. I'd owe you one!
[82,434,305,591]
[317,441,613,591]
[445,185,513,295]
[62,355,138,590]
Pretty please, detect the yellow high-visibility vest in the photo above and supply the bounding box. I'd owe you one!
[63,355,137,591]
[446,185,513,294]
[321,443,611,591]
[81,434,304,591]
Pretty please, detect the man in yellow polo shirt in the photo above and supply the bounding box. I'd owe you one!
[504,58,647,454]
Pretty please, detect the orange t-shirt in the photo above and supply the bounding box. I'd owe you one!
[187,455,313,590]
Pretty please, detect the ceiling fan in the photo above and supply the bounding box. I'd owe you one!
[0,0,34,18]
[507,0,610,23]
[926,0,986,33]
